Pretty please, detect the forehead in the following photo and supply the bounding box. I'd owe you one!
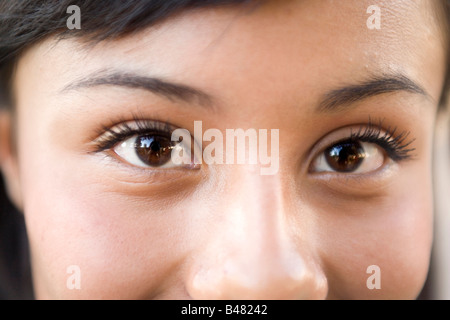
[15,0,446,105]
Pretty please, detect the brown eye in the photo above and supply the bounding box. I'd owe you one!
[114,133,191,169]
[324,140,365,172]
[312,139,384,174]
[134,135,175,167]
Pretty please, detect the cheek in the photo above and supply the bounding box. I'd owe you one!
[368,196,432,299]
[22,171,190,299]
[15,109,193,298]
[321,179,433,299]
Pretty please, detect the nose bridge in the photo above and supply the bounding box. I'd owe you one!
[232,170,285,241]
[186,169,328,299]
[224,172,286,271]
[220,168,288,247]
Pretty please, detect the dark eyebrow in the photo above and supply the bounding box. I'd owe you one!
[317,74,431,112]
[60,70,213,107]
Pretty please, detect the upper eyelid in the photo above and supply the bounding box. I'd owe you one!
[92,120,178,152]
[328,130,414,158]
[350,127,416,161]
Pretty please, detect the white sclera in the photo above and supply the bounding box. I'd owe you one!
[114,135,191,169]
[313,142,384,174]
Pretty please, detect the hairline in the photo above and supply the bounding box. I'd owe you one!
[0,0,449,109]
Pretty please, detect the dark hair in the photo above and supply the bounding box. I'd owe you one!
[0,0,252,106]
[0,0,250,300]
[0,177,33,299]
[0,0,449,106]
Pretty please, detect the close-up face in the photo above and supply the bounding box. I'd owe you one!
[1,0,447,299]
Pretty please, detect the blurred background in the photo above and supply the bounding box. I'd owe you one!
[430,107,450,300]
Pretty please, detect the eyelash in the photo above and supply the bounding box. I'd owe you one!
[348,120,415,161]
[93,118,415,162]
[93,119,176,153]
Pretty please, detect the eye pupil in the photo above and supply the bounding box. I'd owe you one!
[325,140,365,172]
[150,140,161,152]
[135,135,174,167]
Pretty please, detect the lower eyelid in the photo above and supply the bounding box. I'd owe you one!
[308,160,400,198]
[93,153,203,188]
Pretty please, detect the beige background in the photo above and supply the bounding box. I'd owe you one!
[432,107,450,299]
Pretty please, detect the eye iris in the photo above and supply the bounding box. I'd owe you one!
[325,140,365,172]
[135,135,174,167]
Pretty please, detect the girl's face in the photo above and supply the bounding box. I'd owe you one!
[2,0,447,299]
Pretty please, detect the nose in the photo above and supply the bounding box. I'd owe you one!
[186,170,328,299]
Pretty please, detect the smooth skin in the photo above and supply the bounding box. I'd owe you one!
[0,0,447,299]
